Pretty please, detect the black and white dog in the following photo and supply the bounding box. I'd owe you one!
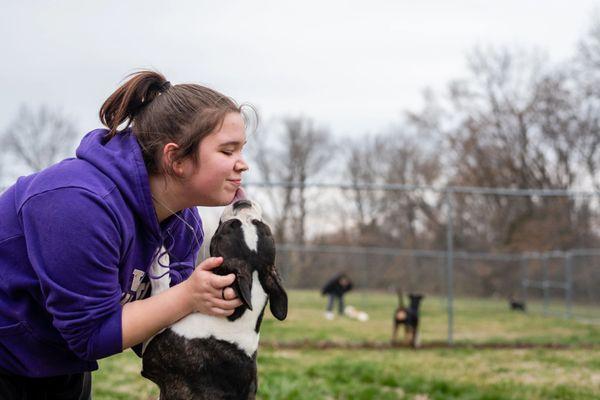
[141,198,288,400]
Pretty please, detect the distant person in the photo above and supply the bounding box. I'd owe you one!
[0,70,250,399]
[321,273,353,319]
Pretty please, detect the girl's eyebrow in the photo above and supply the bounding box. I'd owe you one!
[219,140,247,147]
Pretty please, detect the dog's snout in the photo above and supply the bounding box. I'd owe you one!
[233,200,253,210]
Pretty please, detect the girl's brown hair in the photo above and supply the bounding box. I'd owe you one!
[99,70,249,175]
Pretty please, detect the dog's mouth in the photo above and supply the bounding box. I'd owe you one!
[220,188,264,223]
[232,187,247,203]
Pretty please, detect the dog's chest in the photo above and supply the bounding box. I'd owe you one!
[169,271,268,357]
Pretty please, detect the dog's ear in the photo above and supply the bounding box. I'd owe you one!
[234,268,253,311]
[221,258,253,310]
[261,265,288,320]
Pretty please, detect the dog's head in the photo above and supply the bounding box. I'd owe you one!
[408,293,424,309]
[210,197,288,321]
[219,198,264,224]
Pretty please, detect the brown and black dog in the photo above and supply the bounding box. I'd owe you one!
[392,290,424,348]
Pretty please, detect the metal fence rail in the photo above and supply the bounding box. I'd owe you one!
[276,243,600,341]
[247,181,600,344]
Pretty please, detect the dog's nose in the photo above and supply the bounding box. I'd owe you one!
[233,200,253,210]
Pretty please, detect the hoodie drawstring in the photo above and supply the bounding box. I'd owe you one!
[147,214,203,286]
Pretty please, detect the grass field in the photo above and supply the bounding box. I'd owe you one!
[93,290,600,399]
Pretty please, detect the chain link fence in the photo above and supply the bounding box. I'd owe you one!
[245,182,600,344]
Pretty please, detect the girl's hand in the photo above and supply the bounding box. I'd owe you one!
[184,257,242,317]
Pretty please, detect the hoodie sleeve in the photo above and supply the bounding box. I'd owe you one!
[20,187,124,361]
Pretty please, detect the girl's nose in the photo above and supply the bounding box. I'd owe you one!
[236,157,249,172]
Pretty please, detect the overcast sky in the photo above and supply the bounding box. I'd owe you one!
[1,0,598,139]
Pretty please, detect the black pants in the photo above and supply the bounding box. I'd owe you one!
[0,371,91,400]
[326,294,345,314]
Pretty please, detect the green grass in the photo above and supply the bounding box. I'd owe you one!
[257,348,600,400]
[93,290,600,399]
[260,290,600,346]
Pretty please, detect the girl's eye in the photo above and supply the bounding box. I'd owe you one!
[221,150,234,156]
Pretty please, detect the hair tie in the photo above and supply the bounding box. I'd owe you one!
[158,81,171,93]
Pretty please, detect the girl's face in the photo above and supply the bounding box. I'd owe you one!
[180,112,249,207]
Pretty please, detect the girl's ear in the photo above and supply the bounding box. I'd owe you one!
[162,143,184,177]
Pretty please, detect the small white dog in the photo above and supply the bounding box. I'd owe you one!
[344,305,369,322]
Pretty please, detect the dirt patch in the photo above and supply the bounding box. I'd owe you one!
[261,340,600,351]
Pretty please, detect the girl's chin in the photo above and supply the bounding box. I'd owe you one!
[196,188,242,207]
[213,193,238,207]
[195,196,233,207]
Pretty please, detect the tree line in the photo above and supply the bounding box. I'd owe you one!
[249,18,600,255]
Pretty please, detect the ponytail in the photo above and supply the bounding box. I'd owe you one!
[98,69,251,176]
[99,71,170,139]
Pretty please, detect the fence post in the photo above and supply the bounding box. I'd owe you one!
[362,250,369,309]
[565,253,573,319]
[520,255,528,309]
[543,254,549,316]
[445,190,454,345]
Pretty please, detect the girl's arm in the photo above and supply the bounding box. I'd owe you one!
[121,257,241,350]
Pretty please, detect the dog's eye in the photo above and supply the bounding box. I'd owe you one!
[224,219,242,231]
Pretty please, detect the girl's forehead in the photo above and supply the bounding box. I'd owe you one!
[202,132,246,152]
[204,113,246,144]
[212,130,247,145]
[221,112,245,130]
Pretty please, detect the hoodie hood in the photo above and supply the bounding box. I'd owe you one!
[76,128,161,239]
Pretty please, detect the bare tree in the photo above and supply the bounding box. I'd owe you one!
[381,133,444,248]
[571,16,600,191]
[341,105,445,249]
[1,105,79,179]
[344,135,388,245]
[577,15,600,87]
[439,45,600,252]
[249,116,333,244]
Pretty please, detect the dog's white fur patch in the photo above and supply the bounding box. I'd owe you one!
[240,215,258,252]
[220,201,262,253]
[170,271,267,357]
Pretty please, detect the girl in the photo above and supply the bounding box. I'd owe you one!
[0,70,250,399]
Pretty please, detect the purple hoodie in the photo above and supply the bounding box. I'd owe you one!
[0,129,202,377]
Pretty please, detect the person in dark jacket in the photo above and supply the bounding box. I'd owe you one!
[321,273,353,319]
[0,70,252,399]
